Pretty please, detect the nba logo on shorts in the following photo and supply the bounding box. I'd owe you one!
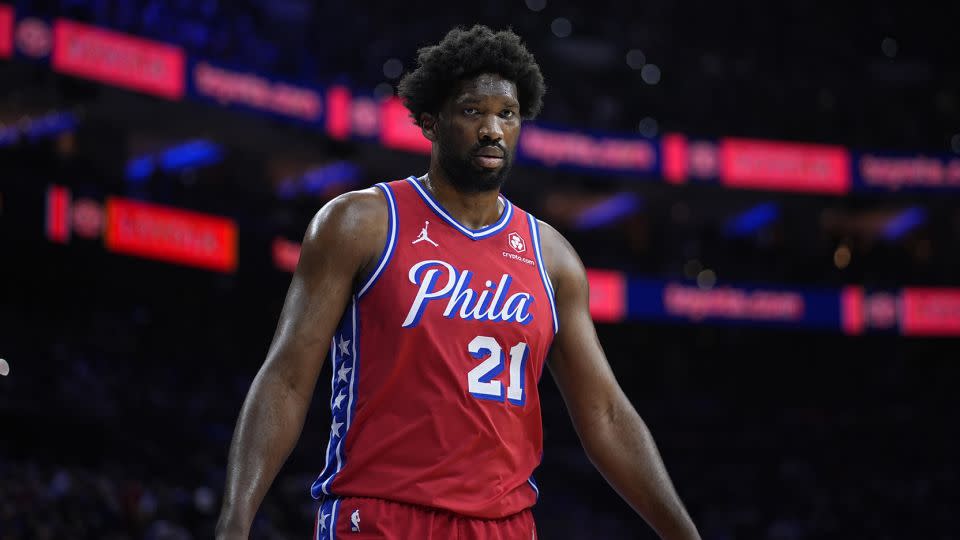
[350,508,360,532]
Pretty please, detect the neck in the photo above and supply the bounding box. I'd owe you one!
[421,164,504,229]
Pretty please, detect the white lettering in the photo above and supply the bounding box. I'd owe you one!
[402,260,457,327]
[404,260,533,327]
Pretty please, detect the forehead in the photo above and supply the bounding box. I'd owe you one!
[449,73,519,103]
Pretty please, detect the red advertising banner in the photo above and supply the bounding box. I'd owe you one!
[719,138,852,194]
[104,198,237,272]
[380,96,431,154]
[45,185,71,243]
[661,133,688,184]
[900,288,960,337]
[51,19,185,99]
[326,85,352,140]
[840,286,864,335]
[586,269,626,322]
[272,236,301,273]
[0,4,12,59]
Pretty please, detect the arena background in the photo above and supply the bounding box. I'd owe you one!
[2,1,959,538]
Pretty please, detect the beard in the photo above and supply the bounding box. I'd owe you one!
[435,129,513,193]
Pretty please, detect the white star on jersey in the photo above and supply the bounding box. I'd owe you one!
[337,364,352,382]
[337,335,351,356]
[333,390,346,409]
[331,419,344,437]
[320,510,330,530]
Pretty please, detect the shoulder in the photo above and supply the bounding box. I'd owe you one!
[299,186,390,273]
[535,218,587,298]
[304,186,388,242]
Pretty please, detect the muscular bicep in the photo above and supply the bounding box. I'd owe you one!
[261,190,387,405]
[541,223,625,433]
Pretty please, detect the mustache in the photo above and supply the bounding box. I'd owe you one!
[470,142,508,155]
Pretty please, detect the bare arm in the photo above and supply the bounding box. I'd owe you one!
[540,222,700,540]
[215,189,387,539]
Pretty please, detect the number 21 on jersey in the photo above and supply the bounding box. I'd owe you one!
[467,335,529,406]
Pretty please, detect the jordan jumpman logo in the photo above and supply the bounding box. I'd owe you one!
[412,220,439,246]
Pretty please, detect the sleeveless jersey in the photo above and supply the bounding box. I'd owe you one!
[310,177,558,519]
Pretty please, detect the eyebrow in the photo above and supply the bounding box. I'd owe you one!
[454,95,520,108]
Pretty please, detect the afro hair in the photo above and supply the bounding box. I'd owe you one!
[397,25,546,126]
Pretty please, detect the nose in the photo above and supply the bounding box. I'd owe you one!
[478,114,503,142]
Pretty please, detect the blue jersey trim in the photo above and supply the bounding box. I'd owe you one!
[312,339,338,497]
[316,497,338,540]
[311,297,361,498]
[528,476,540,500]
[406,176,513,240]
[357,182,398,298]
[527,214,559,334]
[331,498,341,540]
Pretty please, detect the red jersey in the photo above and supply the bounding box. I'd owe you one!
[311,177,558,519]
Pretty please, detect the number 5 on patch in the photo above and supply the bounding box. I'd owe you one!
[467,335,529,406]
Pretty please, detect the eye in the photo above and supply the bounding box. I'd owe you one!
[463,108,479,116]
[500,110,515,118]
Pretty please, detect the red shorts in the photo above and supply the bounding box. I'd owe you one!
[313,496,537,540]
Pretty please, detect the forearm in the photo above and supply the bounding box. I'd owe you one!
[580,400,700,540]
[216,369,311,538]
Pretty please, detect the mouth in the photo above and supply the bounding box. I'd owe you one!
[472,147,506,169]
[472,155,504,169]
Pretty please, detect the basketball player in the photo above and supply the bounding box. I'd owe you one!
[217,25,700,540]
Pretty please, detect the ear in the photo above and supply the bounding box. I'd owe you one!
[420,112,438,142]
